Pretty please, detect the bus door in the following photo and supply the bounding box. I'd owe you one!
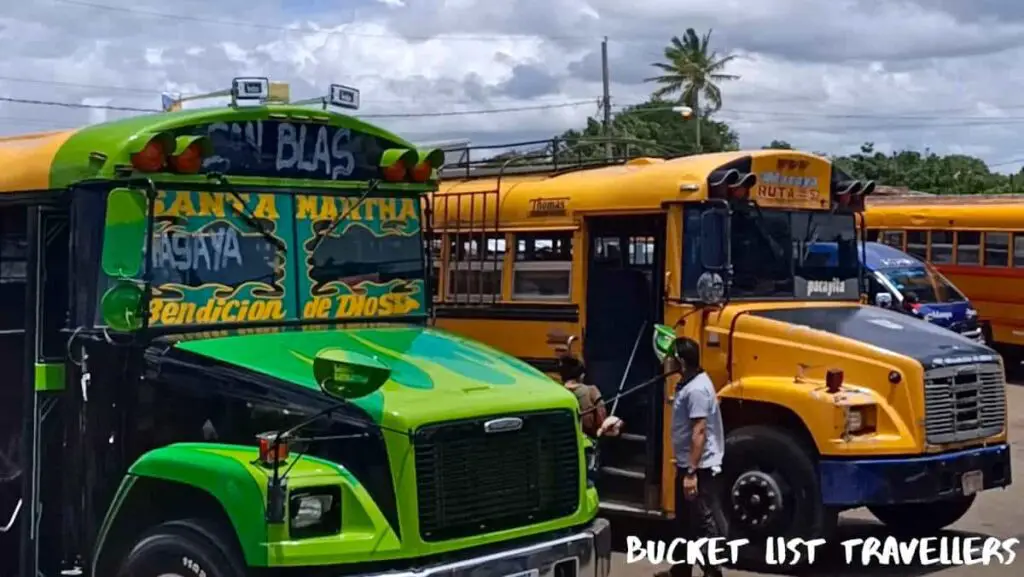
[584,214,665,512]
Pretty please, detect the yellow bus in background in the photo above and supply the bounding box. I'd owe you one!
[865,195,1024,368]
[427,146,1011,550]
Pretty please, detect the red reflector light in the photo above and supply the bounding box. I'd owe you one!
[382,161,406,182]
[825,368,843,393]
[257,432,289,466]
[131,139,165,172]
[409,161,432,182]
[169,142,204,174]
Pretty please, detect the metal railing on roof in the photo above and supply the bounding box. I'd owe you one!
[436,136,684,180]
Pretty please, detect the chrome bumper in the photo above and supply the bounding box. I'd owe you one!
[360,518,612,577]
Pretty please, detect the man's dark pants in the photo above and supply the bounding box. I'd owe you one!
[669,467,729,577]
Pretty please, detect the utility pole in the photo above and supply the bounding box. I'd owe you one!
[601,36,612,160]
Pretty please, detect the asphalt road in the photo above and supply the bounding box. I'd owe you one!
[607,380,1024,577]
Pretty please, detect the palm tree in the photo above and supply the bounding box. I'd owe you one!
[645,28,739,151]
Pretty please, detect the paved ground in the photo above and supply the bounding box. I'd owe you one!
[608,380,1024,577]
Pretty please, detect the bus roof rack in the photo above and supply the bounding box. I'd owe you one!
[161,78,360,112]
[437,137,684,180]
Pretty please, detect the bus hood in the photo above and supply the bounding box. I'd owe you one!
[748,304,997,370]
[170,325,577,429]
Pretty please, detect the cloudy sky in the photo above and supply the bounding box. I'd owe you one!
[4,0,1024,171]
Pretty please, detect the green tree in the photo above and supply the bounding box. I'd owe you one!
[832,142,1017,194]
[644,28,739,150]
[763,140,793,150]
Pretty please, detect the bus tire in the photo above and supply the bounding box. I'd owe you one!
[868,495,976,536]
[116,518,245,577]
[722,426,836,567]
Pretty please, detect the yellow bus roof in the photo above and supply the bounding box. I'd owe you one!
[0,130,77,193]
[866,195,1024,230]
[433,149,833,230]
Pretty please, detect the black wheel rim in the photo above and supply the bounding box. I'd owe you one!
[728,466,795,534]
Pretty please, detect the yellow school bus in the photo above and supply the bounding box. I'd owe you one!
[865,194,1024,368]
[428,147,1011,547]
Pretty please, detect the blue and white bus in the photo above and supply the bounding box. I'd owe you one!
[805,241,982,341]
[862,242,983,342]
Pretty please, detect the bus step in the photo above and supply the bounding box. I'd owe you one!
[600,465,645,480]
[619,432,646,443]
[600,499,666,518]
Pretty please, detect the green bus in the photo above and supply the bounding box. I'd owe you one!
[0,78,610,577]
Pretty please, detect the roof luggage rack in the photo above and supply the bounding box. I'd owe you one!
[437,137,683,180]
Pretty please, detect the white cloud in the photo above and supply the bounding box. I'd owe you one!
[4,0,1024,171]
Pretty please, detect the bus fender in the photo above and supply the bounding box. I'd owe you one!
[93,443,270,570]
[717,377,916,455]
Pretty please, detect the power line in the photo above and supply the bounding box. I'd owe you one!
[0,96,158,113]
[0,74,166,95]
[362,100,594,118]
[4,93,1020,131]
[612,101,1024,122]
[0,94,595,118]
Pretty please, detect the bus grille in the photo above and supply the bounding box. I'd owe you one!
[413,410,581,542]
[924,363,1006,444]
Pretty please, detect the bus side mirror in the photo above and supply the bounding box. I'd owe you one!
[100,188,148,331]
[314,348,391,400]
[874,292,893,308]
[101,187,148,278]
[699,208,728,271]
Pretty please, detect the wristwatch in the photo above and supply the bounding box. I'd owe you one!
[685,467,696,476]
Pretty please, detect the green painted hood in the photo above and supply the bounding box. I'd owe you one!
[174,325,577,428]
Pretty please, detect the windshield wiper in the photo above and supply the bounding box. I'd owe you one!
[308,179,382,257]
[801,212,820,264]
[208,174,287,253]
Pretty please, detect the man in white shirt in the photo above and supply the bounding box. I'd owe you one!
[659,337,728,577]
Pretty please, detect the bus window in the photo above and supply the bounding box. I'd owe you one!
[930,230,953,264]
[38,211,69,360]
[878,260,966,304]
[447,233,503,302]
[956,231,981,265]
[429,236,442,298]
[0,208,27,331]
[511,232,572,301]
[627,236,655,266]
[1014,234,1024,268]
[907,231,927,259]
[984,232,1009,267]
[881,230,905,250]
[730,209,794,298]
[593,236,621,266]
[791,211,860,295]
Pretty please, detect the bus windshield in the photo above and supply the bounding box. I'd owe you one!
[114,190,428,328]
[877,262,966,304]
[729,208,860,300]
[684,206,860,301]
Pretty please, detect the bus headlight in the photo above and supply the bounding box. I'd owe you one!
[289,487,341,538]
[844,406,876,435]
[846,409,864,432]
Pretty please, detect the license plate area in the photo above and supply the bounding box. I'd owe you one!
[961,470,983,496]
